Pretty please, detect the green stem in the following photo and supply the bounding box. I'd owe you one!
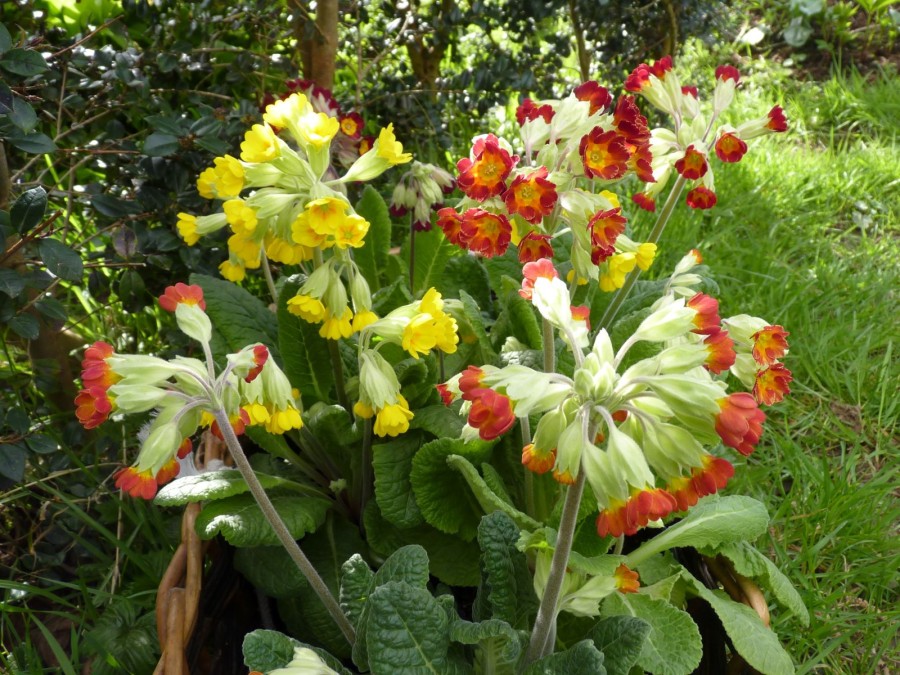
[542,318,556,373]
[260,253,279,307]
[408,213,416,293]
[523,470,587,665]
[358,417,373,525]
[328,339,352,416]
[212,407,356,646]
[520,415,535,518]
[597,175,688,329]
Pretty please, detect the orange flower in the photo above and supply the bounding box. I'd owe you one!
[674,145,709,180]
[76,341,120,429]
[458,365,486,401]
[715,132,748,163]
[596,488,678,537]
[715,393,765,456]
[751,325,790,366]
[518,232,554,263]
[456,134,514,201]
[628,142,655,183]
[570,305,590,330]
[580,128,630,180]
[574,81,612,115]
[522,443,556,475]
[211,408,251,440]
[75,387,115,429]
[624,55,673,92]
[687,293,721,335]
[753,364,793,406]
[503,167,557,224]
[614,564,640,594]
[686,186,717,210]
[588,207,627,264]
[114,466,158,500]
[704,329,736,374]
[436,383,455,406]
[632,192,656,212]
[436,207,469,248]
[467,388,516,441]
[154,458,181,487]
[459,208,511,257]
[158,283,206,312]
[668,454,734,512]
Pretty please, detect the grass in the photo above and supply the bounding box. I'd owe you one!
[652,63,900,673]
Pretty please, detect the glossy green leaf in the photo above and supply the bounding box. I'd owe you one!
[39,239,84,282]
[0,23,12,54]
[8,313,39,339]
[0,269,25,298]
[9,97,37,132]
[0,48,48,76]
[8,132,56,154]
[339,554,374,627]
[409,404,465,439]
[143,131,180,156]
[0,443,27,482]
[10,186,47,234]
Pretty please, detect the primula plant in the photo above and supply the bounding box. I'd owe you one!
[77,56,808,674]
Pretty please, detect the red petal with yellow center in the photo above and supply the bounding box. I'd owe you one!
[580,128,630,180]
[674,145,709,180]
[456,135,514,201]
[75,387,114,429]
[459,208,511,258]
[574,81,612,115]
[751,325,790,366]
[245,344,269,382]
[436,383,455,406]
[503,167,558,224]
[614,564,640,594]
[624,64,653,92]
[715,64,740,83]
[598,489,677,537]
[767,106,788,132]
[522,443,556,475]
[628,142,655,183]
[588,208,627,251]
[437,207,469,249]
[715,132,748,163]
[359,135,375,154]
[459,366,486,400]
[687,293,721,335]
[467,388,516,441]
[704,329,736,374]
[632,192,656,212]
[339,112,363,139]
[115,466,158,500]
[80,341,120,391]
[669,455,734,511]
[716,393,765,456]
[155,458,181,486]
[613,96,650,145]
[518,232,554,263]
[753,364,793,406]
[159,283,206,312]
[686,186,717,210]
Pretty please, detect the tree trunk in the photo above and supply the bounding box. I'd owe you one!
[292,0,339,89]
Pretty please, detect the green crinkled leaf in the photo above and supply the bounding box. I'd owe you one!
[0,48,48,76]
[244,425,300,463]
[411,438,496,540]
[366,581,452,674]
[476,511,538,629]
[195,493,329,547]
[242,629,352,674]
[405,226,459,295]
[277,278,333,405]
[480,462,514,507]
[340,554,374,627]
[410,404,465,439]
[681,571,795,675]
[702,541,809,626]
[589,615,651,675]
[234,545,307,598]
[38,238,83,282]
[191,273,280,359]
[442,254,492,310]
[625,496,770,568]
[354,185,392,291]
[154,469,289,506]
[601,592,701,675]
[447,454,540,532]
[484,248,523,299]
[373,433,424,528]
[524,639,607,675]
[449,618,521,669]
[501,276,543,350]
[457,289,498,365]
[10,186,47,235]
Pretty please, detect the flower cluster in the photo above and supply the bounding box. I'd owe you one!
[440,256,791,538]
[625,56,788,211]
[75,283,301,499]
[389,161,456,231]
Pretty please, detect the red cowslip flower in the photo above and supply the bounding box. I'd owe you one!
[516,98,554,125]
[389,203,408,218]
[687,293,721,335]
[211,408,252,440]
[753,364,793,406]
[580,128,630,180]
[359,135,375,155]
[686,186,717,210]
[674,145,708,180]
[752,325,790,366]
[624,63,653,92]
[715,132,748,163]
[767,106,788,132]
[436,383,455,406]
[503,167,558,224]
[456,135,514,201]
[715,393,765,456]
[628,142,655,183]
[668,454,734,511]
[159,283,206,312]
[597,488,678,537]
[681,85,699,98]
[154,458,181,487]
[114,466,158,500]
[690,248,703,264]
[715,65,740,83]
[570,305,590,329]
[574,81,613,115]
[612,96,651,146]
[177,437,193,459]
[522,443,556,475]
[614,564,640,594]
[459,366,486,401]
[467,388,516,441]
[437,207,469,248]
[75,387,114,429]
[520,257,559,300]
[80,341,118,390]
[632,192,656,212]
[339,112,363,139]
[518,232,554,263]
[704,329,736,374]
[588,208,627,264]
[245,344,269,383]
[459,208,512,257]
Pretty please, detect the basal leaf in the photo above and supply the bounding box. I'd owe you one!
[353,185,391,291]
[195,493,330,547]
[484,248,522,299]
[409,404,465,439]
[242,629,352,675]
[340,554,374,627]
[524,639,607,675]
[154,469,291,506]
[406,226,459,295]
[372,433,424,528]
[456,289,498,366]
[449,618,521,669]
[39,239,84,282]
[411,437,496,540]
[446,454,540,532]
[476,511,538,629]
[234,545,307,598]
[500,276,543,350]
[277,278,333,405]
[10,186,47,235]
[442,254,492,310]
[601,592,701,675]
[589,615,651,675]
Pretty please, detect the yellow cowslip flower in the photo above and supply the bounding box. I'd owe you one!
[333,214,369,249]
[319,307,353,340]
[565,269,590,286]
[432,312,459,354]
[243,403,270,426]
[265,405,303,434]
[227,233,262,267]
[600,189,620,209]
[219,260,246,282]
[419,287,444,316]
[298,112,340,148]
[352,310,378,333]
[375,123,412,165]
[374,395,414,437]
[291,212,329,248]
[241,124,280,163]
[223,199,258,236]
[599,252,637,292]
[263,93,310,129]
[210,155,244,198]
[636,243,657,271]
[305,197,348,236]
[353,400,375,419]
[401,314,441,358]
[197,168,217,199]
[266,237,312,265]
[287,294,326,323]
[176,213,200,246]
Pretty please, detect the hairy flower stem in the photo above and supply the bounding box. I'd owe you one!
[597,175,688,329]
[408,213,416,293]
[311,247,352,417]
[213,407,357,646]
[542,318,556,373]
[520,415,535,518]
[524,470,587,665]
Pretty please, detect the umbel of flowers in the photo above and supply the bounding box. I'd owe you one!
[441,252,792,538]
[175,90,412,339]
[75,284,301,499]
